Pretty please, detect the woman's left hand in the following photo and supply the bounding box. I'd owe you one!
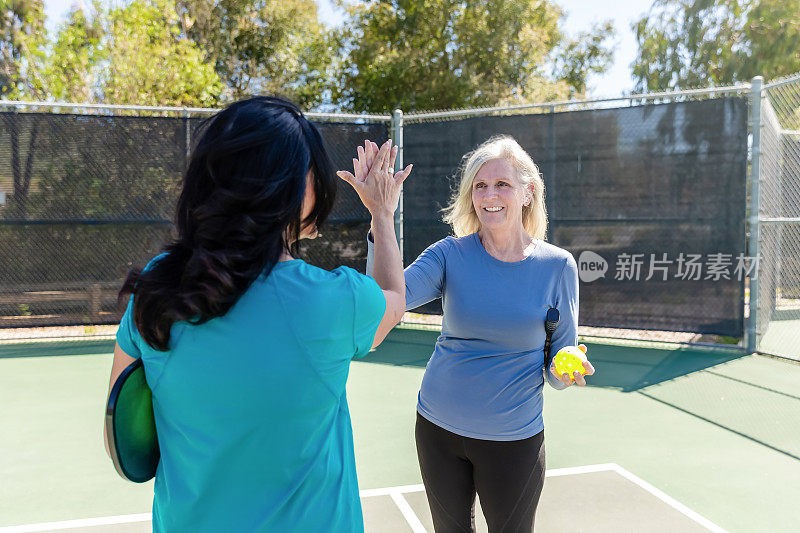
[550,344,595,387]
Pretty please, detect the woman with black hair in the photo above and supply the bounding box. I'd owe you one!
[104,96,411,532]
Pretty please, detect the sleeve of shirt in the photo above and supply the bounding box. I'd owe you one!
[365,233,448,311]
[114,253,168,359]
[403,239,448,310]
[349,269,387,359]
[115,295,141,359]
[545,254,580,390]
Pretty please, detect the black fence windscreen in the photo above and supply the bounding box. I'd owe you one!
[1,99,748,336]
[0,111,387,327]
[404,98,748,337]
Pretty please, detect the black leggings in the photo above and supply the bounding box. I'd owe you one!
[415,413,546,533]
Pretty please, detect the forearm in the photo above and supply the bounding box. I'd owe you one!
[370,212,405,297]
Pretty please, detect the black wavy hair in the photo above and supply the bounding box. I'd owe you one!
[120,96,336,351]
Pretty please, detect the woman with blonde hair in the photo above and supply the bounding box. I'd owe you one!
[357,134,595,532]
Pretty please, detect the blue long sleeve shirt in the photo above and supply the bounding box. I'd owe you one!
[370,232,579,440]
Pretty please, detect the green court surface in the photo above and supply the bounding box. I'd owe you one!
[1,327,799,532]
[758,307,800,361]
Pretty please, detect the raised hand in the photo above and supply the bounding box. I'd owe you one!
[350,140,412,185]
[337,139,413,215]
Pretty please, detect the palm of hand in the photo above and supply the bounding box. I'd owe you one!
[337,140,413,215]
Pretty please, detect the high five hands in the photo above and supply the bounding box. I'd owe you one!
[336,140,413,215]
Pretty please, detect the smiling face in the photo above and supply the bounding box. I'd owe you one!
[471,158,531,232]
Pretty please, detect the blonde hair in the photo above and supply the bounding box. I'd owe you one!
[442,135,548,239]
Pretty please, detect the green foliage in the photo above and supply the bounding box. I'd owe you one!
[746,0,800,78]
[103,0,222,106]
[40,5,103,102]
[632,0,800,92]
[333,0,615,113]
[3,0,222,106]
[0,0,47,98]
[176,0,334,107]
[553,21,615,97]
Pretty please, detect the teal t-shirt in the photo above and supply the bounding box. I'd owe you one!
[116,258,385,533]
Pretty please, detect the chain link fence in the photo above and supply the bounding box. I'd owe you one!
[403,91,749,339]
[754,74,800,361]
[4,78,798,356]
[0,105,388,329]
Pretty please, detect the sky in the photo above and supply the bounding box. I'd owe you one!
[43,0,655,98]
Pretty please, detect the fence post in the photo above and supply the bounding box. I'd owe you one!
[746,76,763,354]
[547,104,556,242]
[391,108,404,262]
[89,283,101,322]
[183,109,191,164]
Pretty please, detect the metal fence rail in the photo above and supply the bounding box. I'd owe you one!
[0,106,389,327]
[754,75,800,360]
[2,75,797,356]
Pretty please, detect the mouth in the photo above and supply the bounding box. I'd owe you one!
[483,207,504,213]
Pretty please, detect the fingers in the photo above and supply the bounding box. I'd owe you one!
[368,140,391,179]
[336,170,356,187]
[394,164,413,184]
[380,141,393,173]
[367,140,377,168]
[389,145,398,172]
[356,147,368,180]
[574,371,586,386]
[561,373,572,387]
[583,360,595,375]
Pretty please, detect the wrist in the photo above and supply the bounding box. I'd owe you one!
[369,208,395,220]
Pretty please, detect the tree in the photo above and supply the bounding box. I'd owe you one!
[553,21,615,97]
[0,0,47,99]
[332,0,614,113]
[103,0,223,106]
[745,0,800,78]
[0,0,48,216]
[631,0,800,92]
[18,0,222,106]
[1,0,222,218]
[175,0,333,108]
[39,5,104,102]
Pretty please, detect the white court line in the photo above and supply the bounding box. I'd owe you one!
[389,492,428,533]
[0,513,151,533]
[0,464,726,533]
[360,484,425,497]
[544,463,620,477]
[608,463,729,533]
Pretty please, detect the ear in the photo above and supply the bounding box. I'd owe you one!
[523,183,534,206]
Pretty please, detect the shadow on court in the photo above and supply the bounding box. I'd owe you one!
[0,339,115,359]
[364,327,747,392]
[365,328,800,464]
[1,331,797,531]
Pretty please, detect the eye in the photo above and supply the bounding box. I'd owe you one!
[474,182,485,189]
[498,181,509,187]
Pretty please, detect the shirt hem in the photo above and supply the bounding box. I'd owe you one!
[416,405,544,442]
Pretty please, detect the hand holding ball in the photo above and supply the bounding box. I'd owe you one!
[553,345,588,381]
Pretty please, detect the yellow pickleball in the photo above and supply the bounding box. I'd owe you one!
[553,346,588,381]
